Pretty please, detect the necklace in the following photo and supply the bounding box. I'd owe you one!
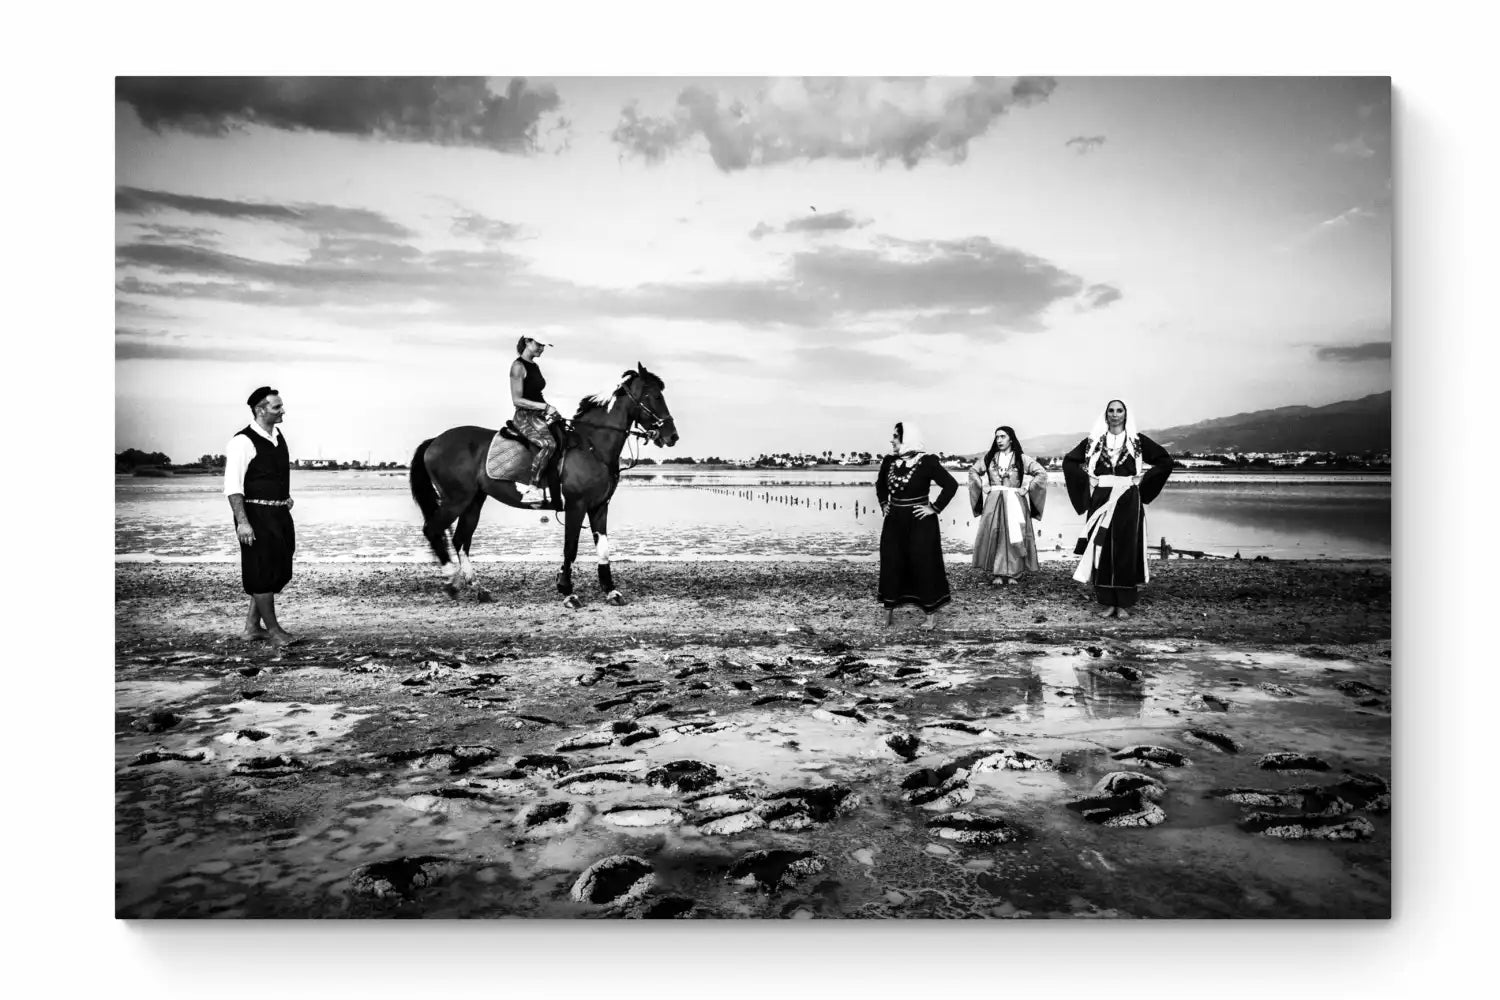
[888,453,923,493]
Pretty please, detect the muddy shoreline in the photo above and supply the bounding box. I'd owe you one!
[115,560,1391,919]
[116,559,1390,649]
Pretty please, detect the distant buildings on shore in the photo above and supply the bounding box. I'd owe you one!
[119,446,1390,476]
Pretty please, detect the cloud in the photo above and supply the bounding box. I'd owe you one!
[116,77,563,154]
[451,210,524,245]
[1315,341,1391,362]
[612,76,1056,171]
[750,209,870,239]
[117,223,1109,339]
[785,210,868,234]
[1065,135,1106,155]
[117,186,413,237]
[116,326,367,364]
[1081,283,1122,309]
[789,236,1088,329]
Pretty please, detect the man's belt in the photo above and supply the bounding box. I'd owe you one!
[245,498,292,507]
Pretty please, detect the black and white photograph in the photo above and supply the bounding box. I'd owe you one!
[111,73,1396,922]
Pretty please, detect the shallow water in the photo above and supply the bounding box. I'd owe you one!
[116,470,1390,563]
[115,641,1391,919]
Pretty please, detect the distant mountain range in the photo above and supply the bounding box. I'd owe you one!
[1023,391,1392,457]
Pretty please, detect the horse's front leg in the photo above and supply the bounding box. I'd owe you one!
[589,504,624,606]
[557,505,583,607]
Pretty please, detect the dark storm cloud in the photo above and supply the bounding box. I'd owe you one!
[1065,135,1106,154]
[117,186,414,238]
[1315,341,1391,362]
[116,77,562,153]
[612,76,1056,171]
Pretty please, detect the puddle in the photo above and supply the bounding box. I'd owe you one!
[115,641,1390,918]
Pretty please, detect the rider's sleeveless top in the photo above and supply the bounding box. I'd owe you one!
[518,357,547,405]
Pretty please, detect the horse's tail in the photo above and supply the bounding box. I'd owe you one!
[410,438,449,563]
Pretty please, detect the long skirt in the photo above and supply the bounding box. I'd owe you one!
[1083,488,1146,608]
[971,489,1039,579]
[878,507,951,612]
[238,506,295,595]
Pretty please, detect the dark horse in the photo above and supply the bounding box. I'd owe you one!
[409,364,677,606]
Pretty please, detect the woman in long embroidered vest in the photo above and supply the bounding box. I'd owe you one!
[876,421,959,630]
[1062,399,1173,618]
[967,425,1048,585]
[510,336,560,506]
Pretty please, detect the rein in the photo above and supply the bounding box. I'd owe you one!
[563,382,667,474]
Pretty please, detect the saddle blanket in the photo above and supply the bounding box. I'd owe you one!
[485,429,536,483]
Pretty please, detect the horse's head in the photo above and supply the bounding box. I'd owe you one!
[624,363,677,448]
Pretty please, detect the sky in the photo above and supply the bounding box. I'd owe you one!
[114,76,1392,463]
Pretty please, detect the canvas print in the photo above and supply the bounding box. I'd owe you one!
[115,76,1392,918]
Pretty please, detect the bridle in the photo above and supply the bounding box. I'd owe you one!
[570,379,668,440]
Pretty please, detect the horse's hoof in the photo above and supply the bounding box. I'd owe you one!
[605,591,625,606]
[474,588,494,603]
[443,583,461,599]
[562,595,583,610]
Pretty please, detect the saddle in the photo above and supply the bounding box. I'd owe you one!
[486,419,567,494]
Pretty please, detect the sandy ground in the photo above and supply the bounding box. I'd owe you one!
[115,559,1390,919]
[116,559,1390,648]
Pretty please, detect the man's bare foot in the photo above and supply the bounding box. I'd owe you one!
[240,628,270,642]
[883,609,895,627]
[1098,607,1117,618]
[268,629,300,647]
[920,614,938,631]
[1116,608,1132,620]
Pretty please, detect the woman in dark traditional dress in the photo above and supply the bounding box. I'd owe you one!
[967,425,1048,585]
[1062,399,1173,618]
[876,421,959,630]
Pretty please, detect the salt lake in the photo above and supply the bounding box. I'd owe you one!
[115,468,1391,563]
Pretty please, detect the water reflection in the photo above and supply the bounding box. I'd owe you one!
[1072,665,1146,720]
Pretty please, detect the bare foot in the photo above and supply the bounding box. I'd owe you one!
[240,628,270,642]
[1116,608,1132,620]
[1098,607,1117,618]
[268,629,300,648]
[920,614,938,631]
[883,609,894,627]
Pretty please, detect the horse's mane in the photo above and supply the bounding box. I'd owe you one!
[573,366,665,419]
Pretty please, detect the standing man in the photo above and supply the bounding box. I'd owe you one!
[225,386,297,645]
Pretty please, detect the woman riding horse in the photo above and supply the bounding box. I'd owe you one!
[411,364,678,606]
[511,336,560,508]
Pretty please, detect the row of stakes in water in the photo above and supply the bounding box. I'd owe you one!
[703,486,980,528]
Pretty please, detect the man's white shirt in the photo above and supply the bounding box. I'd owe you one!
[224,423,285,498]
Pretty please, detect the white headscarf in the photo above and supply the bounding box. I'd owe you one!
[1086,399,1141,462]
[893,420,929,456]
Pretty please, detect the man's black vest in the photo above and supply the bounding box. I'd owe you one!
[235,425,290,501]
